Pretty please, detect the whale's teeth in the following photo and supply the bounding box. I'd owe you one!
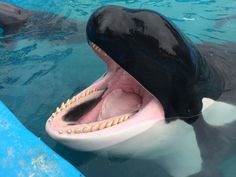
[89,89,94,94]
[89,89,95,94]
[79,88,100,98]
[83,126,91,133]
[74,128,81,134]
[69,99,73,104]
[82,92,87,97]
[124,115,129,121]
[66,99,71,105]
[86,90,90,96]
[99,122,107,130]
[118,116,125,123]
[58,130,63,134]
[106,120,113,128]
[72,96,77,102]
[51,88,133,135]
[83,89,90,97]
[112,118,119,126]
[56,107,60,113]
[67,129,72,134]
[55,113,132,135]
[61,102,66,109]
[91,42,102,52]
[91,124,99,132]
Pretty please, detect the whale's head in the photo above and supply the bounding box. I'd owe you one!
[45,6,223,155]
[0,2,28,28]
[86,5,207,120]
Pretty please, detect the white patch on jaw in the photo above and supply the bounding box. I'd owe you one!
[101,98,236,177]
[202,98,215,110]
[103,120,202,177]
[202,98,236,126]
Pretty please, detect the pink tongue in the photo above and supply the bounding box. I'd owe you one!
[99,89,142,120]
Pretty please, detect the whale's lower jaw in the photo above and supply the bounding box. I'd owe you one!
[46,117,158,151]
[47,118,203,177]
[46,96,236,177]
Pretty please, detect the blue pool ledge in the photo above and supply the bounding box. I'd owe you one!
[0,101,84,177]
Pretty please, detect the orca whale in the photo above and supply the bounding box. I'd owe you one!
[46,5,236,177]
[0,2,86,48]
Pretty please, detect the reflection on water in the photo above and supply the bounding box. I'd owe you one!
[0,0,236,177]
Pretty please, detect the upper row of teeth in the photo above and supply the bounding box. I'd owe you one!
[48,88,98,120]
[91,42,101,51]
[91,42,108,56]
[57,114,130,135]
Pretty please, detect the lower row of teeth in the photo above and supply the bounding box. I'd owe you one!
[57,114,130,134]
[48,88,131,134]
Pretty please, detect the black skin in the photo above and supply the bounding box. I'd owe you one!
[86,5,226,122]
[191,42,236,176]
[0,2,86,47]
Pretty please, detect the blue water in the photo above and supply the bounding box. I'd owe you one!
[0,0,236,177]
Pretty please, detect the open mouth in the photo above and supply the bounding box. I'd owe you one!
[46,42,164,138]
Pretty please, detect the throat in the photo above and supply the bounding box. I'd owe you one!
[98,68,143,120]
[98,89,141,121]
[65,68,148,124]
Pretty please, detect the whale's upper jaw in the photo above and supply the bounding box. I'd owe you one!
[86,5,206,120]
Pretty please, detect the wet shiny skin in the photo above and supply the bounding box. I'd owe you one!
[86,6,224,121]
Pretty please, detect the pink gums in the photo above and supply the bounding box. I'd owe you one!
[76,46,164,125]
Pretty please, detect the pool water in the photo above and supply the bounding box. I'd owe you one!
[0,0,236,177]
